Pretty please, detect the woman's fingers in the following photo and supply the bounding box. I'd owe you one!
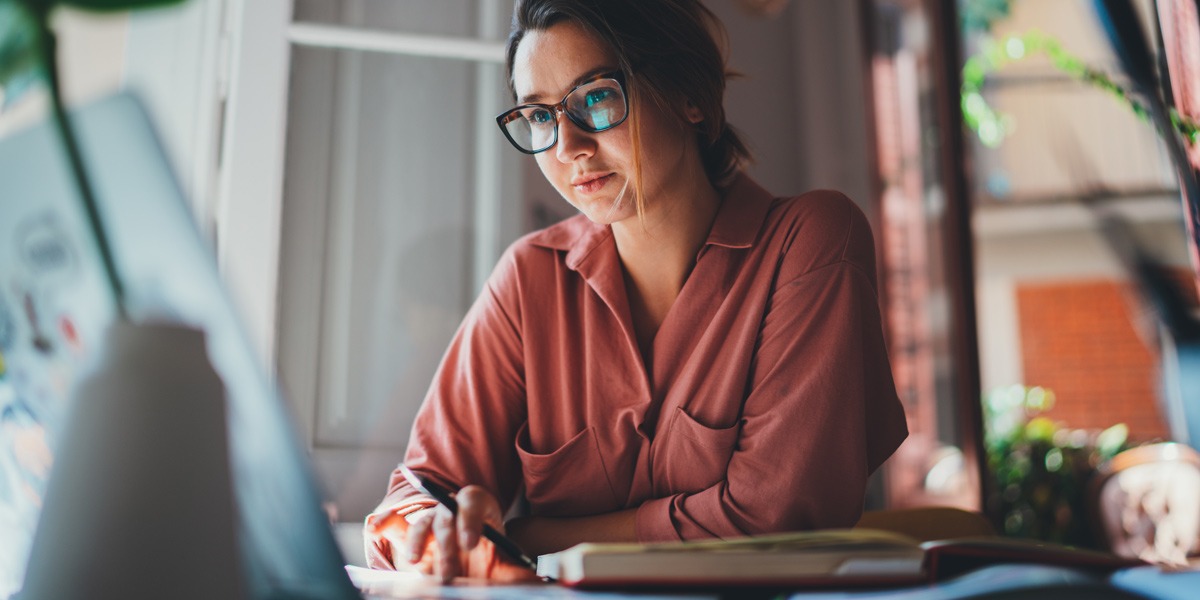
[431,505,464,581]
[364,510,407,570]
[455,485,504,551]
[403,509,436,568]
[367,489,517,582]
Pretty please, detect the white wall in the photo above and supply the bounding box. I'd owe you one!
[713,0,874,212]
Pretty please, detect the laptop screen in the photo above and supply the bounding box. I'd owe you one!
[0,93,357,599]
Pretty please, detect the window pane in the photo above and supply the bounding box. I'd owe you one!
[282,46,482,449]
[961,0,1194,548]
[277,35,538,529]
[966,0,1185,443]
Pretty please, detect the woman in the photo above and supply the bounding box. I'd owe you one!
[365,0,907,581]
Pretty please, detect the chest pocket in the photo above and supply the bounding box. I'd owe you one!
[653,407,742,494]
[515,423,621,516]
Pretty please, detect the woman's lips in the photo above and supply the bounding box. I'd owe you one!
[573,173,614,194]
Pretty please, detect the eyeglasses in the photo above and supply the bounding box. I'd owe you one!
[496,71,628,154]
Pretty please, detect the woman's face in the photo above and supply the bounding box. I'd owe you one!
[511,21,699,225]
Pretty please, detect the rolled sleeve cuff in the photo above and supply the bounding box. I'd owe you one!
[634,496,682,543]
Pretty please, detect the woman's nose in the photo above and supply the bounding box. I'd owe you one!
[554,112,596,163]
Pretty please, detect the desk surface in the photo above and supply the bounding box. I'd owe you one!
[349,563,1199,600]
[349,567,714,599]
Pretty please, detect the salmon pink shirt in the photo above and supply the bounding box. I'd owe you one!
[374,173,907,547]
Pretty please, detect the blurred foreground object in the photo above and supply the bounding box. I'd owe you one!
[1089,441,1200,565]
[0,0,188,319]
[1093,0,1200,290]
[21,323,245,599]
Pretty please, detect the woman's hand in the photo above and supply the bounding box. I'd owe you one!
[364,486,539,583]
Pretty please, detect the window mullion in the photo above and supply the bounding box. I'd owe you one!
[288,22,505,63]
[472,0,506,292]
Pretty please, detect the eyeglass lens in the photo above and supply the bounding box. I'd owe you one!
[501,77,627,154]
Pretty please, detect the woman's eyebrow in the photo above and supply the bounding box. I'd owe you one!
[518,66,617,104]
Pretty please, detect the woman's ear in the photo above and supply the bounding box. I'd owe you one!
[684,101,704,124]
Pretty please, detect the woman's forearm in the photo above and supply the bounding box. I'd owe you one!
[505,507,639,557]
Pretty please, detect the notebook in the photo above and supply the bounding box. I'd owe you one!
[535,529,1145,589]
[536,529,927,588]
[0,92,358,599]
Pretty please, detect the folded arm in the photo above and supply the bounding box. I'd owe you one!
[636,258,908,542]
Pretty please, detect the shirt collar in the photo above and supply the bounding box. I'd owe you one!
[703,172,775,249]
[525,212,610,270]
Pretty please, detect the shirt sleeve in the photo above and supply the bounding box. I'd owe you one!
[372,250,528,516]
[634,196,908,541]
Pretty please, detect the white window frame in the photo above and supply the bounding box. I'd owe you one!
[215,0,507,366]
[217,1,513,452]
[216,0,294,371]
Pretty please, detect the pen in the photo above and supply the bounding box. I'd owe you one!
[398,464,543,576]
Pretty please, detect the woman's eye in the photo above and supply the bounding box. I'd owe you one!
[528,109,554,124]
[585,89,614,107]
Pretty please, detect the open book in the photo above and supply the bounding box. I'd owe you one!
[536,529,1145,588]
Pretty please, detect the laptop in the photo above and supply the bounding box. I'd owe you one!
[0,92,359,599]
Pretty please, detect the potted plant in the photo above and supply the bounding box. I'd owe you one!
[984,385,1131,548]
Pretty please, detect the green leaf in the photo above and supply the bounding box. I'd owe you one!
[1095,423,1128,458]
[0,0,45,107]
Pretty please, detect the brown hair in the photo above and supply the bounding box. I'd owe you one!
[504,0,752,217]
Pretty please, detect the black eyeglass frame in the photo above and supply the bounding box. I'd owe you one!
[495,70,629,155]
